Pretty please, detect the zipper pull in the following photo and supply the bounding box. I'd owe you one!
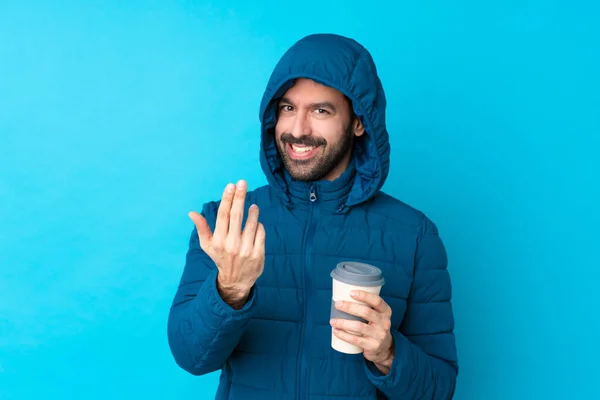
[309,185,317,202]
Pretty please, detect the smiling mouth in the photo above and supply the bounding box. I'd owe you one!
[287,143,322,160]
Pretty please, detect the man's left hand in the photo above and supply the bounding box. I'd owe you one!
[330,290,394,375]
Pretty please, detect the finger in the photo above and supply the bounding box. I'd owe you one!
[335,301,379,324]
[332,327,378,352]
[241,204,259,252]
[188,211,212,251]
[215,183,236,239]
[253,222,266,253]
[330,318,370,337]
[350,290,391,314]
[331,317,390,345]
[228,180,248,236]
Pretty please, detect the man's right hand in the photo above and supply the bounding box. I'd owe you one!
[188,180,266,310]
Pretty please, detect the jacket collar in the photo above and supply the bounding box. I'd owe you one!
[281,155,357,213]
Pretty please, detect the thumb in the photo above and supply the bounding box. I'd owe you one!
[188,211,212,249]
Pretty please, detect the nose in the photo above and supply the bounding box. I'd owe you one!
[290,110,312,138]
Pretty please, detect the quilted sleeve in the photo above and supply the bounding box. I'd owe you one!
[167,201,258,376]
[364,216,459,399]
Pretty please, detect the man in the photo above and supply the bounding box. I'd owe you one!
[167,33,458,399]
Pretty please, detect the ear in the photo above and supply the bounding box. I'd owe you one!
[352,116,365,137]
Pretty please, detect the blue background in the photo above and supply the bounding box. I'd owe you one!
[1,1,599,399]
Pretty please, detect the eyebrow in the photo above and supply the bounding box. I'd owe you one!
[280,97,338,112]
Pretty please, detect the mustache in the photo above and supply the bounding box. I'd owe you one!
[280,133,327,147]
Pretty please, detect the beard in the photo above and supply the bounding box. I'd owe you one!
[276,124,354,182]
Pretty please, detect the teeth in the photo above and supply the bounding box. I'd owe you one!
[291,145,315,153]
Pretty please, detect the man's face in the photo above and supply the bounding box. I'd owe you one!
[274,78,364,182]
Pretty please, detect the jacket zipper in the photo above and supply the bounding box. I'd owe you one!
[298,184,318,400]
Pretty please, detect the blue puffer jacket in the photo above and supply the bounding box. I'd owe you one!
[168,33,458,400]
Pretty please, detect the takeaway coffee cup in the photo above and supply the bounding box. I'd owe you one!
[330,261,385,354]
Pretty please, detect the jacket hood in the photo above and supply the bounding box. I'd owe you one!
[258,33,390,210]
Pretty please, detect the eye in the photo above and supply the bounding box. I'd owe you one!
[315,108,329,114]
[279,105,293,112]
